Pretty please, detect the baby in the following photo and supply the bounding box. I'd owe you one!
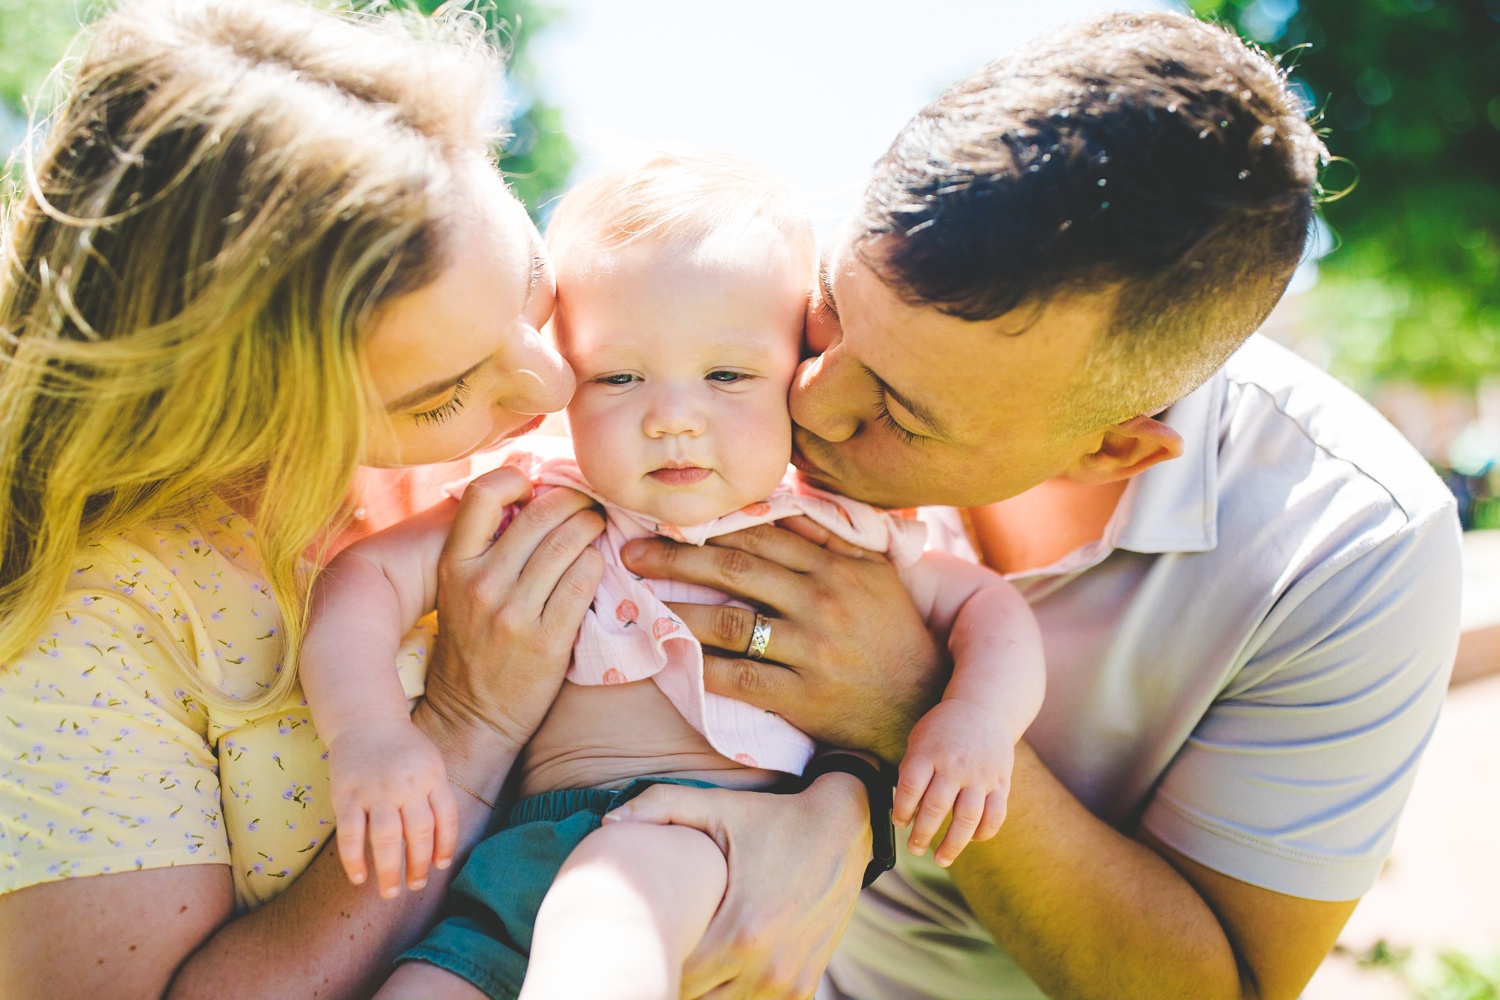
[300,150,1045,1000]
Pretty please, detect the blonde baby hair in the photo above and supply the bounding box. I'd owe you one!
[545,147,816,274]
[0,0,502,711]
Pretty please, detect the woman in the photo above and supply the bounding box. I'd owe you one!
[0,1,608,995]
[0,3,875,997]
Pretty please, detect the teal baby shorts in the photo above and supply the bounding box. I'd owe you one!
[396,776,720,1000]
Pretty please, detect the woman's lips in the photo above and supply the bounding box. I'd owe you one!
[502,414,547,440]
[648,467,712,485]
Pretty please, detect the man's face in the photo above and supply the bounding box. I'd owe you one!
[789,231,1115,509]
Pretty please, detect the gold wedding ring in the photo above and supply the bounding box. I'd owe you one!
[747,612,773,661]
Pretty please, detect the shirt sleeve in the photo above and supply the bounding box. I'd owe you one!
[1,595,229,892]
[1140,503,1463,900]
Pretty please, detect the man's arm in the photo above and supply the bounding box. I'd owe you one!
[623,513,1457,1000]
[947,742,1356,1000]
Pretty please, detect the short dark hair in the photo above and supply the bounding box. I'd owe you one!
[856,12,1326,429]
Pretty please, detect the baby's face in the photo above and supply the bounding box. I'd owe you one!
[555,234,806,526]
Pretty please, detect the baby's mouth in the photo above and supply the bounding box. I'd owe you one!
[647,465,713,486]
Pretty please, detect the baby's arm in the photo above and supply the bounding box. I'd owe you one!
[896,551,1045,867]
[300,499,461,897]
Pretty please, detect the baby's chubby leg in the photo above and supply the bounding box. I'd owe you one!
[376,960,491,1000]
[519,821,728,1000]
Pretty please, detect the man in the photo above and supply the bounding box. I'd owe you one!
[614,11,1462,999]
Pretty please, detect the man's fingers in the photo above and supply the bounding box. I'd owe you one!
[705,521,837,574]
[776,515,875,560]
[702,652,800,716]
[445,466,533,560]
[620,535,811,611]
[602,783,731,855]
[668,604,809,667]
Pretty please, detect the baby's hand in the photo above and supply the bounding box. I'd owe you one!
[893,699,1016,867]
[327,721,457,897]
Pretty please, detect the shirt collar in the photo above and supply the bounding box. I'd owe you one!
[1107,366,1222,556]
[1005,368,1223,585]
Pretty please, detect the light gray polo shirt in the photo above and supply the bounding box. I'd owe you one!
[825,335,1463,1000]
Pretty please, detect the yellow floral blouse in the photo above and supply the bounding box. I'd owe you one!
[0,501,432,912]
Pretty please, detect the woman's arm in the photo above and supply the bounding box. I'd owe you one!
[0,471,604,1000]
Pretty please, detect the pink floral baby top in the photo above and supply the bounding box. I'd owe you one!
[456,440,927,776]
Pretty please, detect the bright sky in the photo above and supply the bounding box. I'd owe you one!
[528,0,1163,236]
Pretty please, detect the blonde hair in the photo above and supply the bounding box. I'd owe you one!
[546,148,815,270]
[0,0,501,712]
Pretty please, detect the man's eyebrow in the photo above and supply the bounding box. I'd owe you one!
[385,357,486,412]
[861,360,952,439]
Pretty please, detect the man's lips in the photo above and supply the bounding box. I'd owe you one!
[648,466,712,485]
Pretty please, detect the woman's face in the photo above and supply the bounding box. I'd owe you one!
[361,160,574,468]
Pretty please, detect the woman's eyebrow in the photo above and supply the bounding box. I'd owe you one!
[384,357,487,412]
[523,229,544,306]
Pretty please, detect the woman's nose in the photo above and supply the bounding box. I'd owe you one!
[500,326,575,415]
[643,386,707,438]
[789,348,861,444]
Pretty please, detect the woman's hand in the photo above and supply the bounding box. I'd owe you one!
[603,772,872,1000]
[421,467,605,771]
[621,518,946,763]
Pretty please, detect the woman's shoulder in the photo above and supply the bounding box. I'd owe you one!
[35,503,284,705]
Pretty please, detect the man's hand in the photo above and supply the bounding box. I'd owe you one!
[603,772,872,1000]
[621,518,946,762]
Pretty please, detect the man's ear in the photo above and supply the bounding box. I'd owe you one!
[1064,414,1184,485]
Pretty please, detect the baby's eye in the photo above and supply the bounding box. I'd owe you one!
[706,370,750,384]
[594,373,640,386]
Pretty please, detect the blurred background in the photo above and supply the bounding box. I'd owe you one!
[2,1,1497,996]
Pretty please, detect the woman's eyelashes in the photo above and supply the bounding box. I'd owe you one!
[411,377,472,426]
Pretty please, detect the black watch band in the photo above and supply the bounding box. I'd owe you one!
[799,752,898,888]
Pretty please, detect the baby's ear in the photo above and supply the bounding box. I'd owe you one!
[1064,414,1183,485]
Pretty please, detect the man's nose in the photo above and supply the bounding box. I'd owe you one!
[790,349,861,444]
[643,386,707,438]
[500,325,576,415]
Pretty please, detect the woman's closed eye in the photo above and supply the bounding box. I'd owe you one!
[411,377,471,426]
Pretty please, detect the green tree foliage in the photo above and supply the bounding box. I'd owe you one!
[406,0,576,219]
[1186,0,1500,388]
[0,1,575,219]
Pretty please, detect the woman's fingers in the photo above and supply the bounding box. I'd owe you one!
[540,545,604,635]
[444,466,533,561]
